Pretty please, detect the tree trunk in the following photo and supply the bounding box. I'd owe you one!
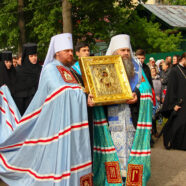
[18,0,26,55]
[62,0,72,33]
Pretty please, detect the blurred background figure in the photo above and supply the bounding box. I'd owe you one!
[12,56,18,67]
[165,56,172,66]
[0,51,16,97]
[151,67,162,137]
[16,54,22,70]
[151,67,162,104]
[14,43,41,115]
[172,55,180,67]
[151,68,162,128]
[148,57,159,74]
[160,60,171,101]
[156,59,164,79]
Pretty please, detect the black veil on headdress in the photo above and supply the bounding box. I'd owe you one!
[1,51,12,62]
[21,43,37,66]
[15,43,41,92]
[0,51,16,95]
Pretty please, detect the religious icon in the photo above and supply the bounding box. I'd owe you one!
[79,55,133,106]
[90,64,122,95]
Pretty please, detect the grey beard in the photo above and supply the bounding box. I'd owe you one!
[122,58,135,80]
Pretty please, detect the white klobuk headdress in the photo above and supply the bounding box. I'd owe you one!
[39,33,73,84]
[106,34,142,90]
[42,33,73,69]
[106,34,132,56]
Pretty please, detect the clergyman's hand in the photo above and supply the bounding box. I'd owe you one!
[126,92,138,105]
[174,105,181,112]
[88,94,95,107]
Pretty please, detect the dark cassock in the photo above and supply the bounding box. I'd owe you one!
[0,51,16,97]
[162,63,186,150]
[14,43,41,115]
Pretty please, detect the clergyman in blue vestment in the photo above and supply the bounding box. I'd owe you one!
[0,33,92,186]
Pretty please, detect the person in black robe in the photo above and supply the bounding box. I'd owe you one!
[15,54,22,71]
[172,55,179,67]
[0,51,16,97]
[162,52,186,150]
[14,43,41,115]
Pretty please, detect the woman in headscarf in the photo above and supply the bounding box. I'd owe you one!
[0,51,16,97]
[14,43,41,115]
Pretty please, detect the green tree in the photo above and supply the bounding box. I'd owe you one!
[21,0,186,54]
[122,13,182,53]
[0,0,183,58]
[0,0,35,54]
[164,0,186,5]
[0,0,19,52]
[26,0,62,59]
[0,0,62,58]
[23,0,135,58]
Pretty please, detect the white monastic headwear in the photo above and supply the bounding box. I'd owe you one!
[106,34,132,56]
[42,33,73,69]
[106,34,142,89]
[39,33,73,84]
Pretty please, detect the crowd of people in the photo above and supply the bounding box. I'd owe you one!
[136,51,186,149]
[0,44,41,115]
[146,54,186,150]
[0,33,185,186]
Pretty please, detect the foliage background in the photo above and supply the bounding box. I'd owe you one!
[0,0,184,60]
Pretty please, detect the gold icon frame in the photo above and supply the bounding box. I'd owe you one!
[79,55,133,106]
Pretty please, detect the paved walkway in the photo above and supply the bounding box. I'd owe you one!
[148,135,186,186]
